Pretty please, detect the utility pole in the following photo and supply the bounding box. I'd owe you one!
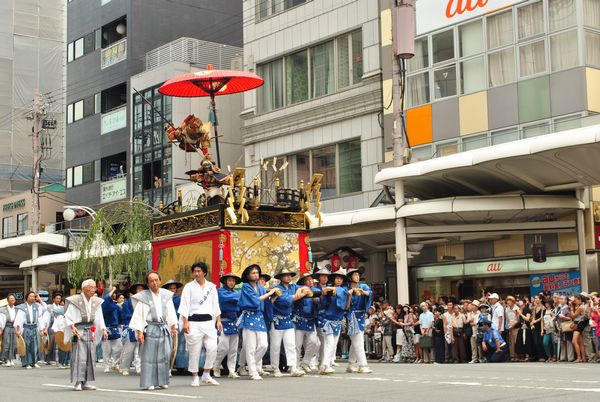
[29,89,43,292]
[392,0,414,304]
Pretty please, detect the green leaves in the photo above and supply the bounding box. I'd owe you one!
[67,199,153,287]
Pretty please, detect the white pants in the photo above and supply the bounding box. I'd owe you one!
[270,327,297,371]
[348,332,368,367]
[315,328,325,366]
[331,333,340,365]
[186,324,218,374]
[295,330,319,366]
[119,341,140,372]
[102,338,123,369]
[243,329,268,376]
[213,333,239,373]
[320,333,337,370]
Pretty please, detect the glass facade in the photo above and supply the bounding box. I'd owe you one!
[132,86,172,207]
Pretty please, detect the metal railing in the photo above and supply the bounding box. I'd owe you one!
[144,37,242,71]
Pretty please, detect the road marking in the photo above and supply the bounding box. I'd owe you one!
[43,384,203,399]
[573,380,599,384]
[439,381,482,386]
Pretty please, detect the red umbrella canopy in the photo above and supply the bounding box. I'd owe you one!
[159,64,264,98]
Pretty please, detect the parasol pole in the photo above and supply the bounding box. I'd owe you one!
[209,87,222,167]
[133,88,176,130]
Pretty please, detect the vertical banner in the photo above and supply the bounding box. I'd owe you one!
[529,271,581,296]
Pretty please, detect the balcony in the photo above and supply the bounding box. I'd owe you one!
[101,38,127,69]
[101,105,127,135]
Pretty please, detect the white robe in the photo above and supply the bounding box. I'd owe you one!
[63,300,106,346]
[14,303,47,332]
[177,280,221,338]
[129,290,178,332]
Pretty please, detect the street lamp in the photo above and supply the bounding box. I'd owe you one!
[63,205,98,221]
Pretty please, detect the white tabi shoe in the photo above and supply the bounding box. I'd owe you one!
[73,383,82,391]
[238,367,249,376]
[159,385,169,389]
[358,366,372,374]
[202,376,219,385]
[213,368,221,378]
[272,369,283,378]
[346,365,358,373]
[145,386,155,390]
[290,368,305,377]
[320,367,335,375]
[103,367,111,373]
[228,372,240,379]
[33,364,41,368]
[299,362,312,373]
[250,374,263,381]
[121,370,130,376]
[82,383,97,390]
[191,376,200,387]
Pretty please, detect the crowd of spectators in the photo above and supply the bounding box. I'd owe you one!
[361,291,600,364]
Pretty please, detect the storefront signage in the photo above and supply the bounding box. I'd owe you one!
[530,271,581,296]
[416,0,525,35]
[464,259,524,275]
[100,177,127,204]
[415,263,462,279]
[3,198,26,212]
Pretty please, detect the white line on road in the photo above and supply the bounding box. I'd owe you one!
[306,375,600,393]
[43,384,203,399]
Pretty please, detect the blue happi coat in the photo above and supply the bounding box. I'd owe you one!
[237,283,268,332]
[345,283,372,336]
[218,287,240,335]
[268,283,298,330]
[321,286,348,336]
[293,287,320,332]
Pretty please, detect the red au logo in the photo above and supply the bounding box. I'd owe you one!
[487,263,502,272]
[446,0,490,18]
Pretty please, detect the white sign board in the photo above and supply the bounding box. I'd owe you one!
[100,177,127,204]
[415,0,524,35]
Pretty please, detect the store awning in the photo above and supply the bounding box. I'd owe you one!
[374,124,600,200]
[19,241,151,271]
[0,232,68,266]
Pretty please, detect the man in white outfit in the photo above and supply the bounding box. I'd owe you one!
[178,261,222,386]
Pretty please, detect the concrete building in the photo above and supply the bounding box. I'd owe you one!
[65,0,242,207]
[242,0,600,304]
[0,0,65,198]
[0,184,68,299]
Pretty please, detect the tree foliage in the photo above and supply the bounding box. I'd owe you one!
[67,200,153,287]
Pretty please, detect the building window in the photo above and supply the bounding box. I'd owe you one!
[491,127,519,145]
[2,216,13,239]
[73,165,83,186]
[286,50,309,105]
[433,65,457,99]
[432,29,454,64]
[549,0,577,32]
[462,133,489,151]
[258,30,362,113]
[406,72,430,108]
[133,85,172,207]
[17,213,28,236]
[257,0,307,20]
[554,114,582,131]
[407,37,429,72]
[550,30,578,71]
[410,145,433,161]
[519,40,546,77]
[459,20,483,57]
[487,10,513,49]
[489,48,516,87]
[67,30,100,63]
[522,121,551,138]
[435,140,459,157]
[460,56,485,94]
[518,1,544,40]
[258,59,284,112]
[101,152,126,181]
[586,31,600,67]
[287,140,361,199]
[66,167,73,188]
[584,0,600,29]
[67,93,98,124]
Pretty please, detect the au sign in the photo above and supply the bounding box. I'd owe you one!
[486,263,502,272]
[416,0,525,35]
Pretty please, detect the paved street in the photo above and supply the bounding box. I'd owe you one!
[1,362,600,402]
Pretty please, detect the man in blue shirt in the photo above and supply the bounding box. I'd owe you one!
[481,318,507,363]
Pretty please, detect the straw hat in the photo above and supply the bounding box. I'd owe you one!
[16,334,26,357]
[274,265,297,280]
[219,272,242,285]
[162,279,183,289]
[471,300,481,307]
[241,264,262,283]
[55,331,72,352]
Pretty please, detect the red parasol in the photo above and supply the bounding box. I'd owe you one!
[159,65,264,166]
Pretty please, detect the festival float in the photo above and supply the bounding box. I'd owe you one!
[148,66,323,287]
